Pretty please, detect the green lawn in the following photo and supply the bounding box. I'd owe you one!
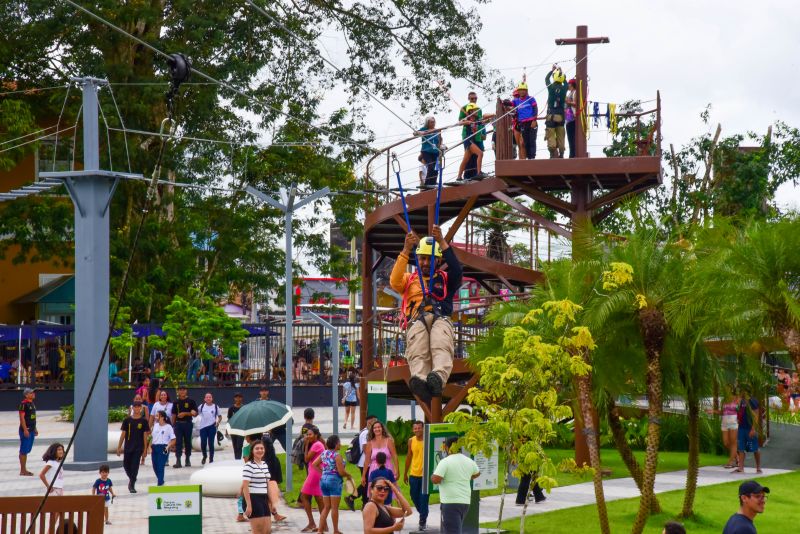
[277,448,729,509]
[491,471,800,533]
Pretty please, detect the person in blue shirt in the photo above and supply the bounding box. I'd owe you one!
[734,389,762,473]
[92,464,116,525]
[368,451,396,505]
[414,116,443,188]
[511,82,538,160]
[109,359,123,384]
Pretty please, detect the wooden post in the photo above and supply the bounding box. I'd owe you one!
[360,240,374,429]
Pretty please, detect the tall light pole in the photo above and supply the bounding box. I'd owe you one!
[245,184,329,491]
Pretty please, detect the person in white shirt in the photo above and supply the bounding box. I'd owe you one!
[149,390,173,428]
[149,411,176,486]
[39,442,65,496]
[198,392,222,464]
[243,440,282,534]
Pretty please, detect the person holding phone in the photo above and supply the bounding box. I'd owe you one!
[362,477,412,533]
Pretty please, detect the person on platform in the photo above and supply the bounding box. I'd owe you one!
[117,406,150,493]
[511,81,538,159]
[456,103,487,181]
[171,385,198,468]
[404,420,429,531]
[414,116,444,188]
[723,480,769,534]
[545,65,568,158]
[565,78,577,158]
[149,410,175,486]
[390,226,463,404]
[362,477,412,534]
[18,387,37,476]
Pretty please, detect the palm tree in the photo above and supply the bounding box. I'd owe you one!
[589,230,687,534]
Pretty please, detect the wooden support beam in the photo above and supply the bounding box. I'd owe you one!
[445,196,478,242]
[586,174,653,211]
[591,204,618,225]
[491,191,572,239]
[478,279,499,295]
[443,375,479,416]
[502,177,575,217]
[497,275,516,292]
[393,214,408,233]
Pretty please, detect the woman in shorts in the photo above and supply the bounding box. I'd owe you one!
[718,391,740,468]
[341,372,359,430]
[312,435,354,534]
[242,440,281,534]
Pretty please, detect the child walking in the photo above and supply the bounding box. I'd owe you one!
[92,464,116,525]
[368,452,396,505]
[39,443,65,496]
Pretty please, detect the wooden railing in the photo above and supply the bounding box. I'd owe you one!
[0,496,105,534]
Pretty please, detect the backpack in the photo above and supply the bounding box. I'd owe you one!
[291,435,306,468]
[346,433,362,464]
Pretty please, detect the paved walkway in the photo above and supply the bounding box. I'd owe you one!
[0,408,793,532]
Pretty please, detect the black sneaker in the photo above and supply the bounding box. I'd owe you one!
[201,455,207,465]
[173,461,182,468]
[419,521,427,531]
[427,372,443,397]
[345,495,356,512]
[409,376,431,403]
[185,458,192,467]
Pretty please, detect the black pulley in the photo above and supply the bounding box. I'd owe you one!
[166,53,191,88]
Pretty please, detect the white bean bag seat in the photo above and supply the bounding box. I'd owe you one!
[189,460,243,497]
[192,436,229,451]
[108,430,122,453]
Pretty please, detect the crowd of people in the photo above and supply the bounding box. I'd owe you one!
[414,65,578,188]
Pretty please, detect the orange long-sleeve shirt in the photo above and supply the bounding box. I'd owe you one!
[389,249,462,320]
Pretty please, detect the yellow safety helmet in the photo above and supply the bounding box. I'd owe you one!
[552,70,566,84]
[516,82,528,91]
[416,237,442,258]
[464,103,479,113]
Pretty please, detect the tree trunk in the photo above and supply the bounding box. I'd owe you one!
[606,396,660,514]
[631,308,667,534]
[496,453,512,532]
[681,387,700,518]
[577,373,610,534]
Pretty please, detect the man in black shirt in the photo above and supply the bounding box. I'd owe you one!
[18,387,37,476]
[227,392,244,460]
[723,480,769,534]
[171,386,197,468]
[117,409,150,492]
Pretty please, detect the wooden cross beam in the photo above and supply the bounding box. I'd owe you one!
[555,26,609,159]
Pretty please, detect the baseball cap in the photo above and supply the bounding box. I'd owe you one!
[739,480,770,496]
[23,387,36,395]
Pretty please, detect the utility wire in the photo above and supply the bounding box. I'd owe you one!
[61,0,377,153]
[244,0,417,132]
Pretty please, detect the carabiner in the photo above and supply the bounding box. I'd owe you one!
[391,153,401,174]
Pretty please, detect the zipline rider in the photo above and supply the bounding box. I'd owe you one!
[390,225,463,404]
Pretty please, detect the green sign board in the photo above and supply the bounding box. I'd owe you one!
[148,484,202,533]
[367,381,387,424]
[422,423,461,495]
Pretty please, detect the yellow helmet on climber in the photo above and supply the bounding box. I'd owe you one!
[416,237,443,257]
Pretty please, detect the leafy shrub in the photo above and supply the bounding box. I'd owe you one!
[60,404,129,423]
[386,417,414,454]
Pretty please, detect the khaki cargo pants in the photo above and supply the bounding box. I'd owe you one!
[406,314,454,385]
[545,113,565,154]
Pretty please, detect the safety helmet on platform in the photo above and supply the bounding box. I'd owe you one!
[516,82,528,91]
[416,237,442,258]
[552,70,566,84]
[464,103,479,113]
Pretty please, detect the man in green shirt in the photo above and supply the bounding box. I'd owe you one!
[545,65,568,158]
[431,437,480,534]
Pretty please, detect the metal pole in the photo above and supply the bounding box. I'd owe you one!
[17,322,23,385]
[332,327,339,431]
[284,204,294,492]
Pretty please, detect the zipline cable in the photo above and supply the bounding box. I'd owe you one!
[61,0,377,153]
[244,0,417,132]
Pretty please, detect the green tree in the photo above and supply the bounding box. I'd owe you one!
[448,299,587,533]
[0,0,494,320]
[147,292,248,380]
